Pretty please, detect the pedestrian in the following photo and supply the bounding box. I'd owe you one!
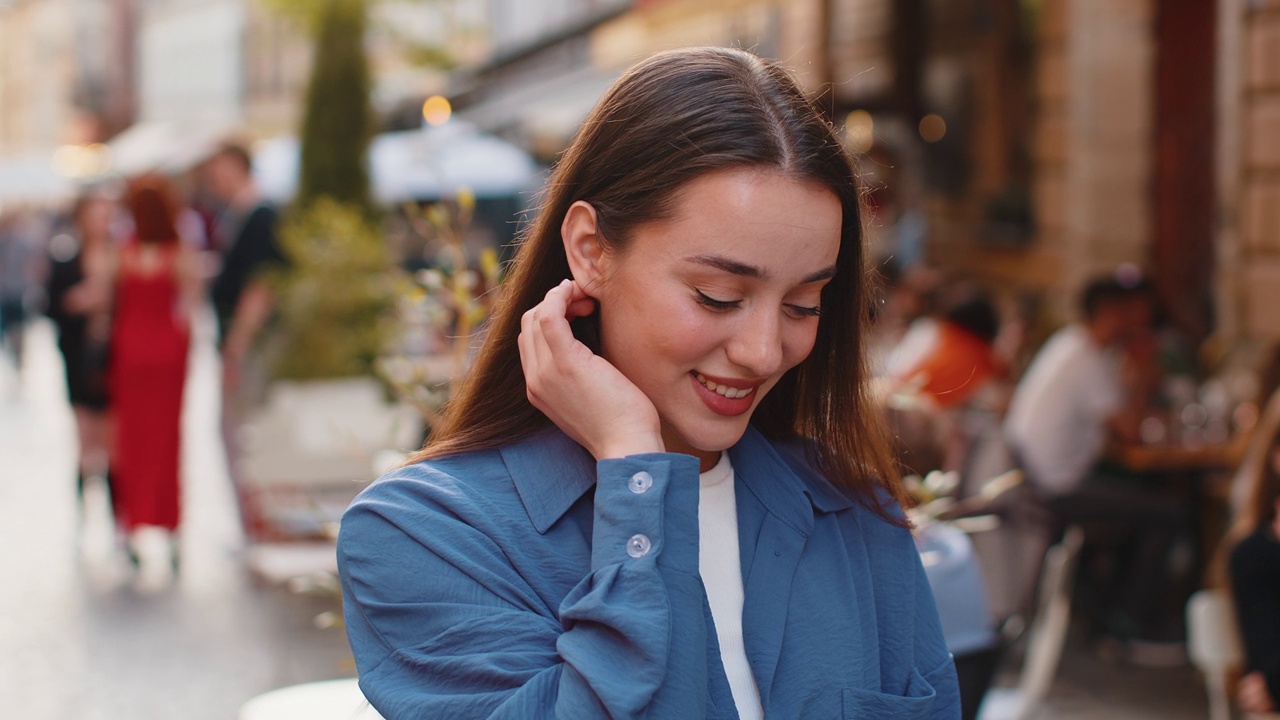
[199,142,285,528]
[45,191,118,507]
[0,208,44,372]
[338,47,960,719]
[109,176,199,573]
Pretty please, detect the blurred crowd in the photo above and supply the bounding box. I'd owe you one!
[0,143,284,587]
[867,257,1280,716]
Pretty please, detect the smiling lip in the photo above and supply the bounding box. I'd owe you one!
[691,371,762,416]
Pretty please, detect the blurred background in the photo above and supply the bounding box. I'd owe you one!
[1,0,1278,718]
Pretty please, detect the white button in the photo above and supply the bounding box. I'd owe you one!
[626,534,652,558]
[628,471,654,494]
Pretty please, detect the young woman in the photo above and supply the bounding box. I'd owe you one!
[46,192,118,506]
[339,47,960,719]
[110,176,199,570]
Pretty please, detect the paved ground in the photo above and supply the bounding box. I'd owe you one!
[0,314,1215,719]
[0,316,353,720]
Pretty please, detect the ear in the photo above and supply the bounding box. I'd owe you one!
[561,200,608,297]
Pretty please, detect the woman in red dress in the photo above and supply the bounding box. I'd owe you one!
[110,177,200,570]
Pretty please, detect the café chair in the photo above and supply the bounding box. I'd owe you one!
[977,525,1085,720]
[1186,589,1244,720]
[238,678,385,720]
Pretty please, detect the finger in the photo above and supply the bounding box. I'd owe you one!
[565,297,596,320]
[538,298,585,361]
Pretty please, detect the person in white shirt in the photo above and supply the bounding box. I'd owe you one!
[1005,275,1189,647]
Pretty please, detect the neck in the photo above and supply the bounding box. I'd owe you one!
[229,183,259,210]
[1086,322,1114,348]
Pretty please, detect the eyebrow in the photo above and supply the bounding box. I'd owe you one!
[685,254,837,284]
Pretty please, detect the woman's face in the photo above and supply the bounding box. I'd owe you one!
[78,198,114,241]
[593,168,842,468]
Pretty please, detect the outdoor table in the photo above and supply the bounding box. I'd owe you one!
[1103,435,1248,587]
[1105,434,1248,474]
[239,678,384,720]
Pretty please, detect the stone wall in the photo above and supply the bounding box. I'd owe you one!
[1232,0,1280,340]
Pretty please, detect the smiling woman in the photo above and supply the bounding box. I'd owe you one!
[338,46,961,720]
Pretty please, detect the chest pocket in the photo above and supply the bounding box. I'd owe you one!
[840,668,937,719]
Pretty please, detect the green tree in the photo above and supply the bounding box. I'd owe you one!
[271,199,399,380]
[266,0,397,381]
[296,0,373,209]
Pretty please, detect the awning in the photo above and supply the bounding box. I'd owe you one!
[107,121,231,176]
[454,65,618,149]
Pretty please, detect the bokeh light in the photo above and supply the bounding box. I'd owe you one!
[422,95,452,126]
[918,114,947,143]
[844,110,874,154]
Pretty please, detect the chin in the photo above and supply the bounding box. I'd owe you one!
[669,416,752,455]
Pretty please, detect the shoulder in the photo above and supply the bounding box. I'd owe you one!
[1231,531,1280,577]
[238,205,279,239]
[339,448,538,567]
[345,448,517,528]
[248,203,279,223]
[771,434,909,531]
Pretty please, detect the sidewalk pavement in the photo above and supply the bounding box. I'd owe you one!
[0,315,353,720]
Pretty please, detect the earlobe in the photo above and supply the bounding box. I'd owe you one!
[561,201,607,297]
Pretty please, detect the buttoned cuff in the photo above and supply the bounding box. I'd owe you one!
[592,453,701,575]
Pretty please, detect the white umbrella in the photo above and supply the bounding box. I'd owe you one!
[0,155,74,206]
[254,121,540,204]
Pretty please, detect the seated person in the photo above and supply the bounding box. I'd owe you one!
[892,284,1003,411]
[1004,273,1188,644]
[1227,412,1280,716]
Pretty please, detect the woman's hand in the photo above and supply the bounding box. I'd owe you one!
[1238,672,1276,714]
[519,279,664,460]
[63,280,110,315]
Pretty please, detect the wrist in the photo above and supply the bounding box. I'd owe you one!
[596,432,665,461]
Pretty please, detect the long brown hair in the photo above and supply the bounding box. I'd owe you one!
[1211,395,1280,587]
[413,47,905,521]
[125,175,181,246]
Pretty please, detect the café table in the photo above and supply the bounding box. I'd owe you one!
[1102,433,1250,588]
[239,678,384,720]
[1105,433,1248,475]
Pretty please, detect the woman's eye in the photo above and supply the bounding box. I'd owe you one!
[694,289,741,311]
[786,304,822,319]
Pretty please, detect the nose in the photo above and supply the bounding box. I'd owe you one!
[726,306,784,378]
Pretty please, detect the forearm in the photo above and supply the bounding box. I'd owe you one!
[223,280,271,354]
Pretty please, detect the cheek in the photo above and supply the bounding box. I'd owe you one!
[781,323,821,368]
[602,293,721,373]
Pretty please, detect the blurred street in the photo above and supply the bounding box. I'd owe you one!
[0,314,353,720]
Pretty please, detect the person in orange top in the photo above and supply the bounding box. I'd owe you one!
[894,288,1002,410]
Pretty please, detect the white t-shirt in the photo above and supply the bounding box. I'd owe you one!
[699,453,764,720]
[1004,325,1122,496]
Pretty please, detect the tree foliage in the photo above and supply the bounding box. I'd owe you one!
[270,0,398,381]
[296,0,373,210]
[270,199,400,380]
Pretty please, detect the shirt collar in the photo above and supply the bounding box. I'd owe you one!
[729,425,855,532]
[500,423,854,535]
[500,426,597,534]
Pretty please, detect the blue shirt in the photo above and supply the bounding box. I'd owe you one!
[338,424,961,719]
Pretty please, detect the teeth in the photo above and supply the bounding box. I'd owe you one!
[695,373,754,400]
